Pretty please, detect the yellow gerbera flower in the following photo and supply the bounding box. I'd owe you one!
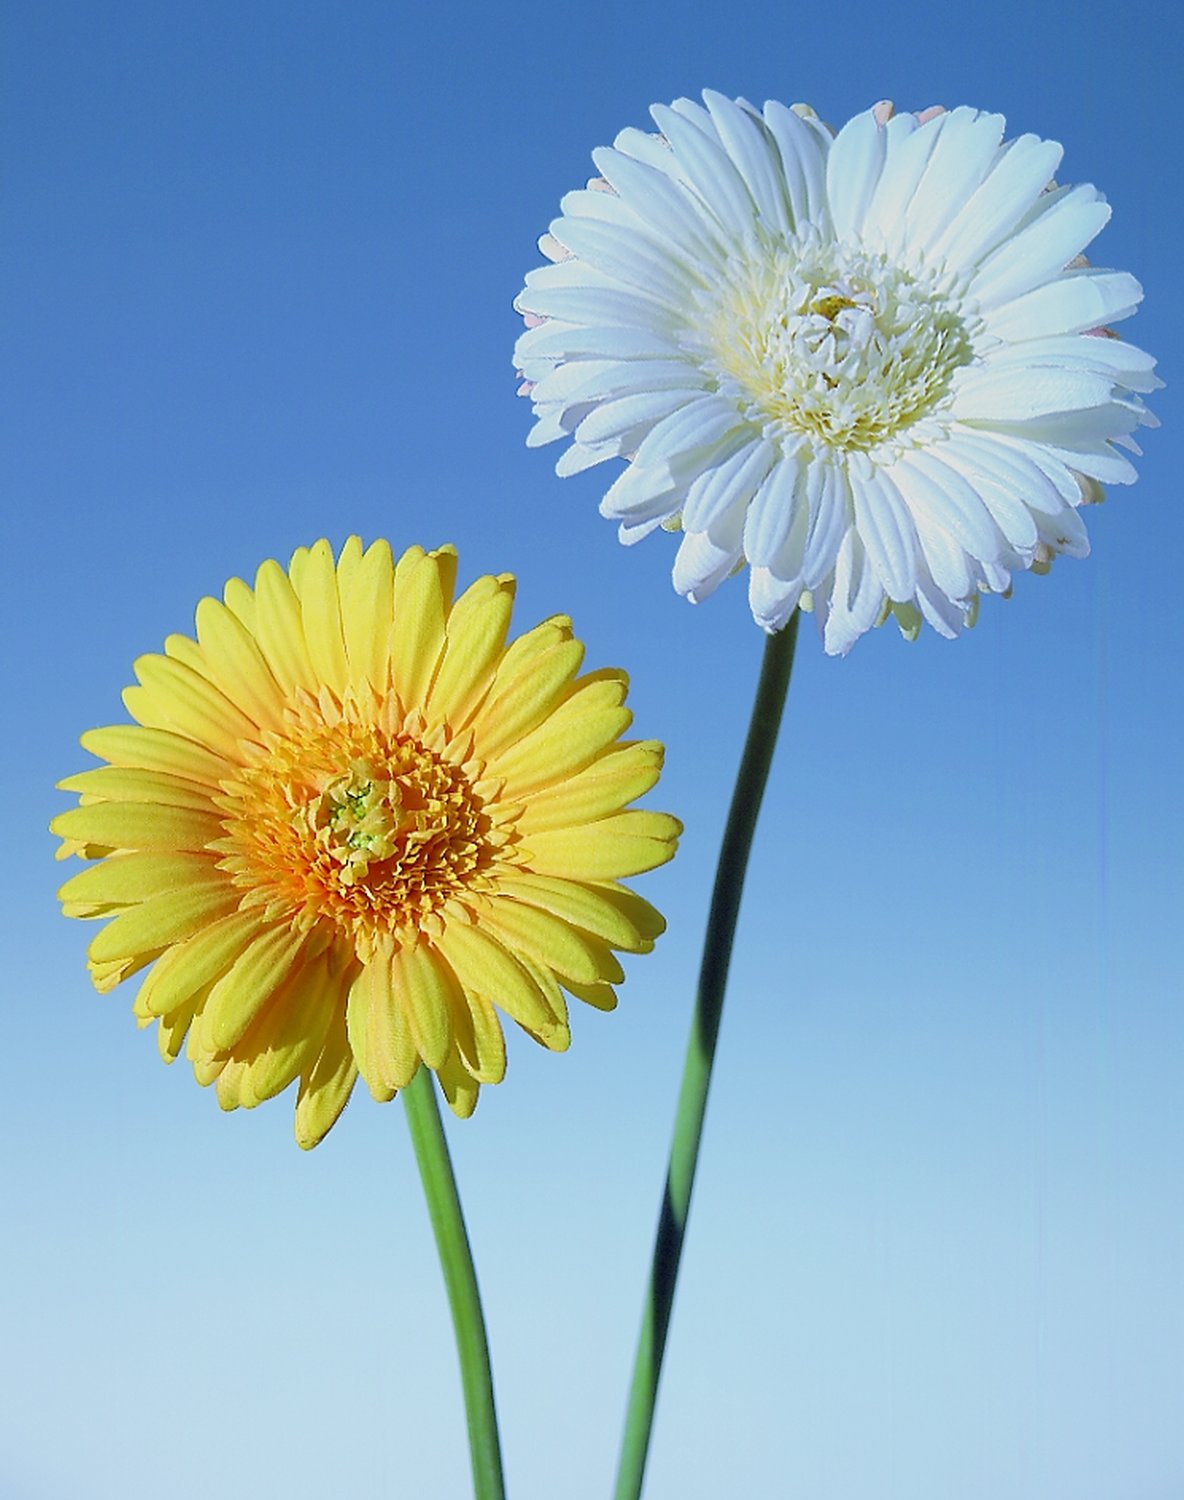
[53,538,680,1147]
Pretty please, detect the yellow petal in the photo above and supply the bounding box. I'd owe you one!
[222,575,257,635]
[426,574,515,724]
[469,637,586,759]
[296,539,349,696]
[391,941,453,1071]
[194,596,287,733]
[238,948,344,1107]
[192,1053,226,1086]
[137,909,262,1017]
[560,977,619,1013]
[253,557,318,697]
[134,652,261,758]
[523,811,681,880]
[513,953,571,1050]
[587,881,667,944]
[492,675,632,798]
[514,740,663,833]
[90,951,155,993]
[390,548,454,710]
[346,951,418,1099]
[482,897,624,985]
[435,920,566,1047]
[216,1057,249,1110]
[156,989,203,1061]
[491,873,653,953]
[57,766,216,812]
[58,851,219,917]
[81,725,232,786]
[87,880,240,964]
[199,923,307,1053]
[443,967,506,1085]
[340,539,395,693]
[295,1009,357,1149]
[436,1048,479,1119]
[51,801,224,853]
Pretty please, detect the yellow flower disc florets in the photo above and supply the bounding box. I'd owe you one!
[218,702,516,956]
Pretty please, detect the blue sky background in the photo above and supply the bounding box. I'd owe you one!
[3,2,1181,1497]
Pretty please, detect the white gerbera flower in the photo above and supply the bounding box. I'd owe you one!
[514,94,1159,653]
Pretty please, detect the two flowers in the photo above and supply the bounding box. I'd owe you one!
[55,94,1156,1138]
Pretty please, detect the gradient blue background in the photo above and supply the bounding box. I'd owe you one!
[3,3,1181,1496]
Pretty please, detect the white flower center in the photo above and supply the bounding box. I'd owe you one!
[699,230,977,456]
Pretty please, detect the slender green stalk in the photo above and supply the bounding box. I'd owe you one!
[613,615,801,1500]
[403,1067,506,1500]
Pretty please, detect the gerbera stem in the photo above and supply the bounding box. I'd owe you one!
[613,613,801,1500]
[402,1067,506,1500]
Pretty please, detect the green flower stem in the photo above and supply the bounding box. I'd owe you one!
[403,1067,506,1500]
[613,614,801,1500]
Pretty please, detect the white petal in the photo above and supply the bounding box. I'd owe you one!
[673,511,746,601]
[860,111,948,253]
[989,433,1092,506]
[943,429,1065,514]
[525,410,570,448]
[599,461,681,522]
[801,461,851,589]
[890,450,1004,565]
[703,92,793,236]
[980,559,1013,593]
[984,267,1143,343]
[950,365,1117,423]
[850,460,919,602]
[826,107,888,240]
[522,258,633,296]
[668,95,716,133]
[913,555,967,637]
[762,100,830,231]
[558,184,711,275]
[591,146,728,266]
[902,108,1006,255]
[651,103,757,239]
[517,281,680,331]
[575,388,697,446]
[515,322,681,367]
[749,568,804,630]
[555,442,617,477]
[528,358,619,407]
[970,184,1110,308]
[536,359,707,410]
[859,111,919,242]
[821,529,885,654]
[629,395,745,473]
[1040,440,1138,486]
[742,458,807,567]
[915,515,972,602]
[514,317,578,364]
[932,134,1063,272]
[681,437,776,534]
[550,214,702,298]
[937,436,1041,553]
[978,333,1161,394]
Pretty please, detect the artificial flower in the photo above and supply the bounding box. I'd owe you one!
[515,93,1159,652]
[53,539,679,1146]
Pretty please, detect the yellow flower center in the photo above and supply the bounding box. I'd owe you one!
[216,702,515,955]
[701,229,977,457]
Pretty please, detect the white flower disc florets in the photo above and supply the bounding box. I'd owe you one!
[699,227,977,459]
[514,93,1159,653]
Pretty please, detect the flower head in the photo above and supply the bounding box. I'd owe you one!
[53,539,680,1146]
[515,94,1159,653]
